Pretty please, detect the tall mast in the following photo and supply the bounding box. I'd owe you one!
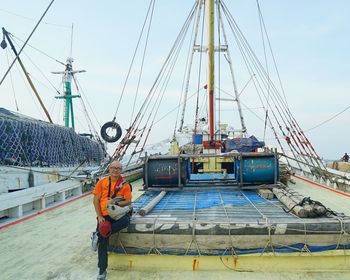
[207,0,215,139]
[52,58,85,130]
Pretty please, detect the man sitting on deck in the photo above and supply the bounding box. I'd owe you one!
[91,160,132,280]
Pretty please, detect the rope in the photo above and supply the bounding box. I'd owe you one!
[217,190,236,253]
[12,38,61,96]
[148,191,173,255]
[112,0,155,122]
[129,0,156,126]
[5,49,19,111]
[192,4,206,154]
[72,76,100,139]
[176,0,201,134]
[220,0,325,175]
[282,196,338,217]
[185,190,201,256]
[0,0,56,86]
[112,2,198,162]
[0,8,70,29]
[305,105,350,132]
[11,34,66,66]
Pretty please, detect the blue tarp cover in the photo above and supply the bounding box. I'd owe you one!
[225,135,264,152]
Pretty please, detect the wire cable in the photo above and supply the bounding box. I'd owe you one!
[305,105,350,132]
[0,0,56,86]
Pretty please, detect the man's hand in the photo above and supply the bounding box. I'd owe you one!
[97,215,105,224]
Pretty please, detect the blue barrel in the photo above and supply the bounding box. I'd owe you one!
[235,155,279,184]
[192,134,203,144]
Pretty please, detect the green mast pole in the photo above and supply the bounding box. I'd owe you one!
[64,73,71,127]
[64,58,74,128]
[53,57,85,130]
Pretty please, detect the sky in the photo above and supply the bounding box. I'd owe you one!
[0,0,349,160]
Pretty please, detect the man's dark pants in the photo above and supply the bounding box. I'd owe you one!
[96,215,130,273]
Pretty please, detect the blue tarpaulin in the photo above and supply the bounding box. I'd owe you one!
[224,135,264,152]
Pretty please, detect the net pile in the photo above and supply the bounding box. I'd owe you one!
[0,108,104,166]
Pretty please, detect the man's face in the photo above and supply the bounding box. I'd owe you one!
[109,162,122,177]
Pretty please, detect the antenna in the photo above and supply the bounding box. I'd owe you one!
[70,23,74,57]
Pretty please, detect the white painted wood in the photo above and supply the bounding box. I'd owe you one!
[0,179,81,212]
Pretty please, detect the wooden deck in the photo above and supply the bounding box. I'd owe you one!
[291,175,350,216]
[0,178,350,279]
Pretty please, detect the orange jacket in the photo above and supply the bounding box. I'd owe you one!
[92,176,132,217]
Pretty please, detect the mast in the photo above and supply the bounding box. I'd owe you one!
[207,0,215,139]
[52,58,85,130]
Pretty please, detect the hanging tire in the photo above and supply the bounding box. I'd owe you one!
[100,121,122,143]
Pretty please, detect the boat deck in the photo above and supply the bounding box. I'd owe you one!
[292,175,350,215]
[0,178,350,279]
[110,186,350,255]
[129,188,348,233]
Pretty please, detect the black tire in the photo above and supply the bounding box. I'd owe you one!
[100,121,122,143]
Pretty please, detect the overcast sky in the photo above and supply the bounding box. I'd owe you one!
[0,0,349,160]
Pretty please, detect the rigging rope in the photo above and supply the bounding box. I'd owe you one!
[0,8,70,29]
[192,2,206,154]
[129,0,156,126]
[112,0,155,122]
[5,49,19,111]
[112,2,198,163]
[174,0,201,135]
[12,37,61,96]
[11,34,66,66]
[256,0,270,142]
[0,0,56,86]
[72,76,97,137]
[220,1,324,174]
[305,105,350,132]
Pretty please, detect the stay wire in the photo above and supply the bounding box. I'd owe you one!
[193,2,206,149]
[222,2,316,164]
[12,38,61,96]
[0,0,56,86]
[128,1,197,135]
[255,0,289,108]
[8,49,46,120]
[72,75,100,138]
[130,2,197,161]
[305,105,350,132]
[0,8,70,29]
[255,2,314,163]
[112,0,155,122]
[173,0,200,137]
[11,33,66,66]
[113,2,198,160]
[133,4,195,136]
[256,0,270,141]
[5,49,19,111]
[74,78,102,129]
[222,2,292,124]
[221,3,302,165]
[129,0,155,126]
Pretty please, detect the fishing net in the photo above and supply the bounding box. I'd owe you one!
[0,108,104,166]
